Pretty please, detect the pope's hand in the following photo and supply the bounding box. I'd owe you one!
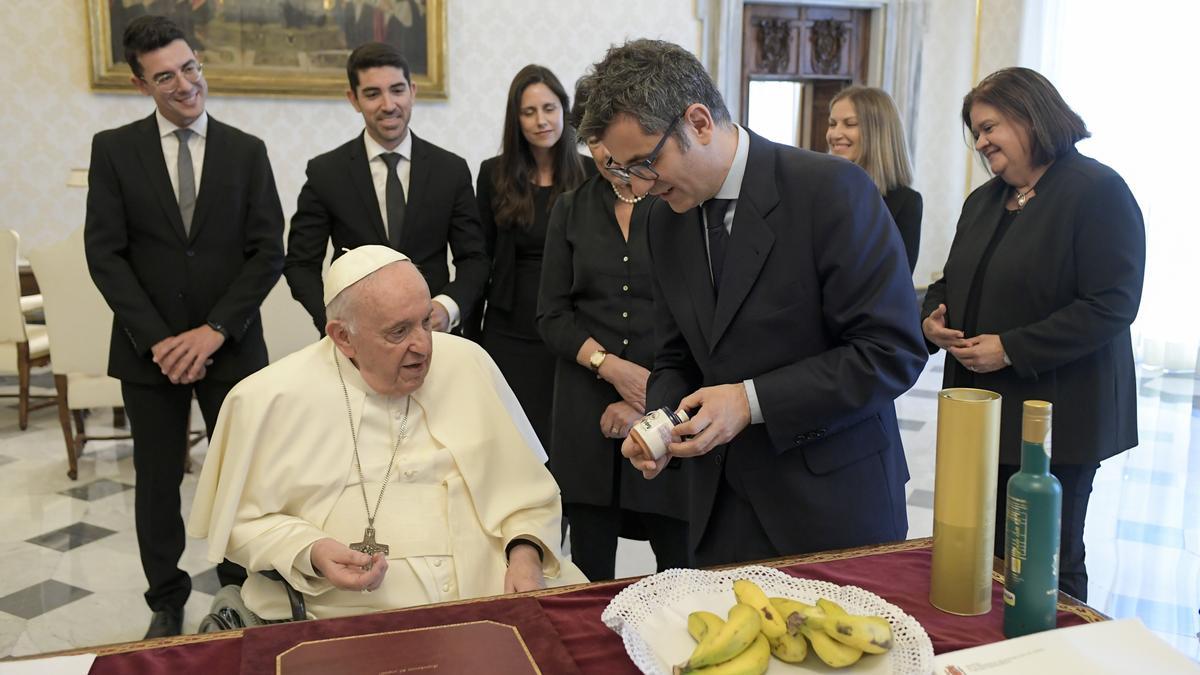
[310,537,388,592]
[503,544,545,593]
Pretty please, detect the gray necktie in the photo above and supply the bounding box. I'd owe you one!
[174,128,195,234]
[380,152,406,248]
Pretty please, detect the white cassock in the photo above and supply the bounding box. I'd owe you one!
[188,332,587,620]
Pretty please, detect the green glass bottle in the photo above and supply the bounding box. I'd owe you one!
[1002,400,1062,637]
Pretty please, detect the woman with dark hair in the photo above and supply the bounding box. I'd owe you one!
[536,79,688,581]
[471,65,588,447]
[922,67,1145,600]
[827,86,922,273]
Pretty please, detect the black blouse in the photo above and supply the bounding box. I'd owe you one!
[536,175,686,516]
[537,174,655,370]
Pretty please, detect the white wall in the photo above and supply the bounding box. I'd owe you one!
[0,0,700,358]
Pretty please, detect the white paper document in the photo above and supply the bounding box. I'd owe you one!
[0,654,96,675]
[933,618,1199,674]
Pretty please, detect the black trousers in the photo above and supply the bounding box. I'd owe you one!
[994,462,1100,601]
[122,379,246,612]
[564,499,688,582]
[692,474,781,568]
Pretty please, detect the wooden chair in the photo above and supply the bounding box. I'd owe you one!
[0,230,55,430]
[25,228,131,478]
[28,229,203,479]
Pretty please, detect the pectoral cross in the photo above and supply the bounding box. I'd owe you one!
[350,526,390,560]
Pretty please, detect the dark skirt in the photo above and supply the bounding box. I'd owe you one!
[481,326,555,450]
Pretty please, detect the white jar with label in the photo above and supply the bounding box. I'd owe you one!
[629,407,690,460]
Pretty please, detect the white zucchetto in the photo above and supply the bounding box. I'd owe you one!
[323,246,411,306]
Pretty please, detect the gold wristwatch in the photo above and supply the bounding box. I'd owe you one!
[588,349,608,374]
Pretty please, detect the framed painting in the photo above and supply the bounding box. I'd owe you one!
[88,0,447,99]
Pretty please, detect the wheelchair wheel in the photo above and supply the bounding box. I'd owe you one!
[197,610,236,633]
[198,584,258,632]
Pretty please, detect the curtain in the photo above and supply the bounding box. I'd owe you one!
[1024,0,1200,372]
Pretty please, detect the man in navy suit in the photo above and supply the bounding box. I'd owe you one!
[85,15,284,637]
[284,41,488,335]
[581,40,927,566]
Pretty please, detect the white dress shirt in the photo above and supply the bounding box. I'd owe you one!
[702,125,764,425]
[156,109,207,200]
[361,129,461,327]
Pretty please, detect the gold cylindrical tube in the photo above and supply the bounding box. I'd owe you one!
[930,387,1002,615]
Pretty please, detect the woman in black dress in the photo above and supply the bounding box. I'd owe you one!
[536,84,689,581]
[827,86,922,273]
[471,65,587,448]
[922,68,1144,600]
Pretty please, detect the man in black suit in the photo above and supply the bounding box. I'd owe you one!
[580,40,928,566]
[284,42,488,335]
[85,15,284,637]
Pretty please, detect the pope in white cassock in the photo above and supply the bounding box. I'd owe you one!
[188,246,587,620]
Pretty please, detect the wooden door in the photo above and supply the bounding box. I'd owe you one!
[741,3,872,151]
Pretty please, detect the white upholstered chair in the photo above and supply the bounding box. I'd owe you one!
[26,228,129,479]
[0,229,54,430]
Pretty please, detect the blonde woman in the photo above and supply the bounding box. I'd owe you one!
[827,86,922,273]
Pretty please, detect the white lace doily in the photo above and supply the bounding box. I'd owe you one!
[601,566,935,675]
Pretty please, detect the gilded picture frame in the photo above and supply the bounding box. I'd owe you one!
[88,0,447,100]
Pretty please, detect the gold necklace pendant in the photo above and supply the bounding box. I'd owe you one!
[1016,188,1033,209]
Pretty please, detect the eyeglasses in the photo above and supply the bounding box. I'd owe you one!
[605,112,683,182]
[145,62,204,94]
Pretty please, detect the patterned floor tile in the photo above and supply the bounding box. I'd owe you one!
[907,488,934,509]
[0,581,91,620]
[1122,467,1180,487]
[58,478,133,502]
[1108,594,1200,636]
[26,523,117,553]
[191,567,222,597]
[1116,521,1187,548]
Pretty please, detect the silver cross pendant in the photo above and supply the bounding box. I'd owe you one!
[350,526,389,566]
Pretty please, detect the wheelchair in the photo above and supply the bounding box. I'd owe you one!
[197,570,308,632]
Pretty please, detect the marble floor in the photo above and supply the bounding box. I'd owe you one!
[0,352,1196,662]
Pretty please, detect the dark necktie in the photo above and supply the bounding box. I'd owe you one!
[380,152,406,249]
[704,198,731,291]
[174,129,195,235]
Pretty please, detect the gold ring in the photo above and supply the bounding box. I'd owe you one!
[610,426,619,435]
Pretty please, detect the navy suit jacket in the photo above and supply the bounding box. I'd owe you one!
[85,113,284,385]
[644,129,927,555]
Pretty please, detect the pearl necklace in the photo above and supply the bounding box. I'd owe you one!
[611,181,644,204]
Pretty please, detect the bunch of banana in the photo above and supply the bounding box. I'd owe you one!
[676,580,896,672]
[768,595,895,668]
[732,579,808,664]
[675,603,770,675]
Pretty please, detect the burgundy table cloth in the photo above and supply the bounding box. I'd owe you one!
[76,538,1102,674]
